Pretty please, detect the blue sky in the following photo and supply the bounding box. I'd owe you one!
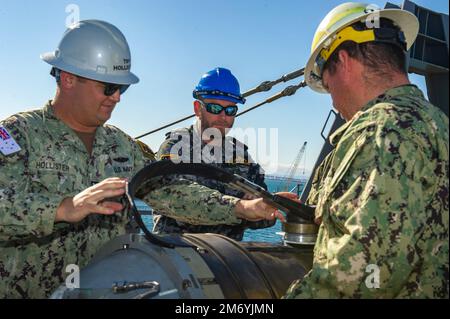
[1,0,448,177]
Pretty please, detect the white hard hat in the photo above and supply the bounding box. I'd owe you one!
[305,2,419,93]
[41,20,139,85]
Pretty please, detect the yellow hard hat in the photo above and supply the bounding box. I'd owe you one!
[305,2,419,93]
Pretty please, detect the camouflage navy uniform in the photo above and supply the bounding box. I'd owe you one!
[0,101,242,298]
[153,124,275,241]
[284,85,449,298]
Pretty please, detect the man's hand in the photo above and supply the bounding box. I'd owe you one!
[274,193,321,224]
[233,192,300,223]
[275,191,300,202]
[55,177,127,223]
[242,192,258,200]
[233,198,284,222]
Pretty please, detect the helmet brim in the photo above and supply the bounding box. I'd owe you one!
[305,9,419,93]
[41,51,140,85]
[199,94,244,104]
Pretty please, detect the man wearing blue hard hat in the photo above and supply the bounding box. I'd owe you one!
[154,67,283,240]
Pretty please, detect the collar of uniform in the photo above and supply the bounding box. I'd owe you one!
[42,100,58,120]
[42,100,85,153]
[329,84,423,146]
[329,118,351,147]
[191,119,251,163]
[360,84,423,114]
[193,118,233,147]
[42,100,107,153]
[193,119,202,140]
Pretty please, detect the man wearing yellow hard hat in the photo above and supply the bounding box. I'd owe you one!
[284,2,448,298]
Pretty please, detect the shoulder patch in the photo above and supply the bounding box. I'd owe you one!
[0,126,21,155]
[135,140,156,161]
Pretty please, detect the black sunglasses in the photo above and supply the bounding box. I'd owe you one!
[102,83,130,96]
[50,68,129,97]
[200,101,238,116]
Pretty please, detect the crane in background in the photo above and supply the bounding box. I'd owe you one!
[283,141,307,192]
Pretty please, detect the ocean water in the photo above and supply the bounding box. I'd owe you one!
[141,177,306,243]
[265,179,305,194]
[242,178,305,242]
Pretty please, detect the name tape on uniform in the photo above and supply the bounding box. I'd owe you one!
[0,126,21,155]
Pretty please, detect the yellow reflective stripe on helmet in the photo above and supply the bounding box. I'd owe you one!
[312,5,367,50]
[323,6,367,33]
[319,26,376,62]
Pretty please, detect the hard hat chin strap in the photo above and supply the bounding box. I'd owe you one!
[50,67,61,83]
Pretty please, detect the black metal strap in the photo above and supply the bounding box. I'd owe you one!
[126,162,316,248]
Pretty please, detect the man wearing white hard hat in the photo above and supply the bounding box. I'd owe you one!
[0,20,284,298]
[284,3,448,298]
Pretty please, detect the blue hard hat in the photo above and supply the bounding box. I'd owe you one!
[193,67,246,104]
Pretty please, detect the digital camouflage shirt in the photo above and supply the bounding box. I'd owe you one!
[153,123,275,241]
[0,101,241,298]
[284,85,449,298]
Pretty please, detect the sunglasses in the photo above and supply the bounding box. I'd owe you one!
[102,82,130,96]
[50,68,129,97]
[77,74,130,96]
[200,101,238,116]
